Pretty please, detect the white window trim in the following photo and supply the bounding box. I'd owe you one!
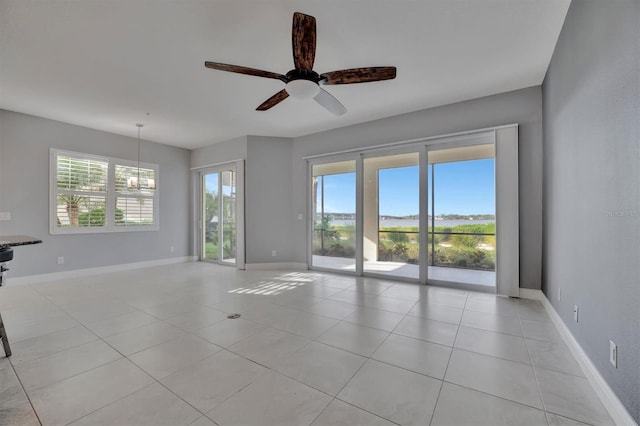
[50,149,159,234]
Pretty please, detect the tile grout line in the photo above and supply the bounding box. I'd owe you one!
[155,347,272,423]
[213,287,418,424]
[519,308,551,425]
[61,322,227,423]
[8,327,100,366]
[17,282,222,424]
[438,380,553,414]
[329,288,440,425]
[8,359,43,426]
[428,292,468,425]
[64,381,158,426]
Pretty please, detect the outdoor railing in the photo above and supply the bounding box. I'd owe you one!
[313,227,496,271]
[313,228,356,258]
[378,230,419,263]
[428,230,495,271]
[378,229,496,271]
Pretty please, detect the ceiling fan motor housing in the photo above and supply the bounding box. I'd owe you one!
[285,69,322,83]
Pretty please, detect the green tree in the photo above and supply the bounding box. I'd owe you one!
[321,215,331,230]
[204,191,218,224]
[57,194,87,227]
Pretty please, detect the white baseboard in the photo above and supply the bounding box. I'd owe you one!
[528,289,636,426]
[7,256,197,286]
[244,262,308,271]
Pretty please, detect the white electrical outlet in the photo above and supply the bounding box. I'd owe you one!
[573,305,579,322]
[609,340,617,368]
[57,256,64,265]
[0,212,10,221]
[297,213,303,220]
[170,246,175,253]
[271,250,277,257]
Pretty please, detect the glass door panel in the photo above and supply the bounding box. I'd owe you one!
[427,144,496,287]
[221,171,236,263]
[363,153,419,279]
[311,160,356,272]
[204,173,219,261]
[202,168,236,265]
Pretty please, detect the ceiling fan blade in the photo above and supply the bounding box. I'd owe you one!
[321,66,397,85]
[292,12,316,71]
[313,88,346,116]
[205,61,287,82]
[256,89,290,111]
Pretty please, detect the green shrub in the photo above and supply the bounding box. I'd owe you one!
[406,243,419,262]
[326,242,355,258]
[435,246,495,271]
[393,242,408,257]
[451,234,480,248]
[377,240,394,261]
[78,208,124,226]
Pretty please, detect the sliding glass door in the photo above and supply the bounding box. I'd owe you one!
[202,168,236,265]
[427,144,496,287]
[311,160,357,272]
[307,130,514,291]
[363,152,420,279]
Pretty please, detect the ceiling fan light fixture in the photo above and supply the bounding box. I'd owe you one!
[285,79,320,100]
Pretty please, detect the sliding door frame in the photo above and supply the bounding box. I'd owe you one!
[360,145,422,283]
[305,125,518,296]
[195,160,245,269]
[307,154,362,276]
[424,134,496,289]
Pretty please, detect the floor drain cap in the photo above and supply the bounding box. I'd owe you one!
[227,313,241,319]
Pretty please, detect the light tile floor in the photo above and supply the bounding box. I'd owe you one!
[0,262,615,426]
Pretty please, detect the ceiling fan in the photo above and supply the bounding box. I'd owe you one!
[204,12,397,116]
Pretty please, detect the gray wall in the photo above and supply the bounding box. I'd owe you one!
[190,136,247,169]
[542,0,639,421]
[0,110,191,277]
[245,136,294,264]
[292,86,544,289]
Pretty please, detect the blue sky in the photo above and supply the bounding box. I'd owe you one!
[205,172,235,196]
[319,159,495,216]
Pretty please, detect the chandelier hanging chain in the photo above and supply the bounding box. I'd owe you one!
[136,123,143,190]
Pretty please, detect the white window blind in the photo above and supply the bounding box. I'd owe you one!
[114,164,156,227]
[56,154,108,229]
[50,149,159,234]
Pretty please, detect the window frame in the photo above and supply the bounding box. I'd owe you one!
[50,149,159,234]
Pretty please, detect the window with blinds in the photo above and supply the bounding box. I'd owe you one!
[114,165,156,227]
[50,149,159,234]
[56,155,108,229]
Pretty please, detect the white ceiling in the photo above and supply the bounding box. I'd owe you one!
[0,0,570,149]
